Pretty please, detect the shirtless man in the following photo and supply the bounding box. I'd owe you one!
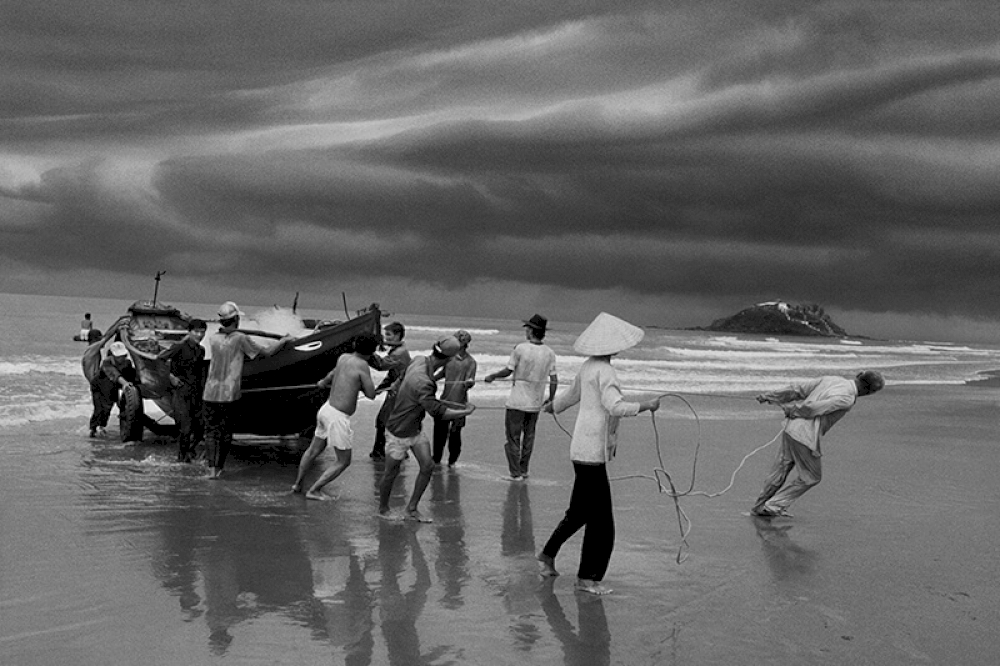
[292,333,378,500]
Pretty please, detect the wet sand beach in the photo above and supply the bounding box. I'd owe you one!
[2,385,997,665]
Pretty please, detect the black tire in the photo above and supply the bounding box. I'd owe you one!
[119,384,145,442]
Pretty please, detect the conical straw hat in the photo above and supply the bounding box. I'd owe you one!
[573,312,644,355]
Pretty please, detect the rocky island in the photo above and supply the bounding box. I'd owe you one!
[698,301,851,337]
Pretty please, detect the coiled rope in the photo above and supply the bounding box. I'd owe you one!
[551,392,783,564]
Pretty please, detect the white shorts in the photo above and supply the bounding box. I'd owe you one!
[315,403,353,450]
[385,431,429,461]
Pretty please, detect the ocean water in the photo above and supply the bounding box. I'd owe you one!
[4,292,999,665]
[3,291,999,428]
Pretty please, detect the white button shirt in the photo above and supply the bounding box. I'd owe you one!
[552,356,640,463]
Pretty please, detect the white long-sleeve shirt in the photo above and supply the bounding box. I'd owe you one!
[551,357,640,464]
[761,376,858,455]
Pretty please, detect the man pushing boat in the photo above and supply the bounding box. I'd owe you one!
[292,333,379,500]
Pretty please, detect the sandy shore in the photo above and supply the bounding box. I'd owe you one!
[2,385,997,665]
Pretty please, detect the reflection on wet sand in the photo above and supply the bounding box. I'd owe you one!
[751,516,819,583]
[76,443,614,664]
[431,468,469,609]
[500,480,544,653]
[501,480,535,556]
[537,578,611,666]
[297,497,376,665]
[377,521,431,665]
[179,493,319,655]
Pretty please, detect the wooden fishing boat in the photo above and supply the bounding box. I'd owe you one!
[82,300,381,442]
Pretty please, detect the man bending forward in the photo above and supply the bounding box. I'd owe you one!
[293,334,378,500]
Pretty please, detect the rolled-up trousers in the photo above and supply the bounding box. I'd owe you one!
[753,432,823,512]
[203,400,235,470]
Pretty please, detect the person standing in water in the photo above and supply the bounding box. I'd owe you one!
[484,314,557,480]
[80,313,94,341]
[88,341,138,438]
[202,302,291,479]
[432,329,477,466]
[378,336,475,522]
[158,319,207,462]
[292,333,378,500]
[751,370,885,518]
[369,322,411,461]
[537,312,660,595]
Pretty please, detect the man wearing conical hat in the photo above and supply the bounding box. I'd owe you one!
[484,314,559,481]
[537,312,660,595]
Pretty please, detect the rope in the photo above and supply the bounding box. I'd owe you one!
[551,392,783,565]
[241,384,322,393]
[441,376,761,402]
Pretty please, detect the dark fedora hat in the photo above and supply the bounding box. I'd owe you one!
[522,314,548,332]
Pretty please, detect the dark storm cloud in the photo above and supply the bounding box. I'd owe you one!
[3,1,1000,334]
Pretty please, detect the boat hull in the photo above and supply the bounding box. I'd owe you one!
[82,302,381,438]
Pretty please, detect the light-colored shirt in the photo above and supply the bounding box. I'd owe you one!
[202,330,266,403]
[552,357,640,464]
[504,342,556,412]
[761,376,858,455]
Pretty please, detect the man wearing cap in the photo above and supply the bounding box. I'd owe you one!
[88,341,139,438]
[432,329,477,466]
[378,336,476,522]
[751,370,885,518]
[484,314,558,480]
[538,312,660,595]
[202,302,292,479]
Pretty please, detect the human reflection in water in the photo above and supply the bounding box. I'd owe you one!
[197,495,320,656]
[320,552,376,666]
[751,516,818,582]
[501,480,542,651]
[537,578,611,666]
[501,480,535,556]
[154,501,204,623]
[377,521,431,665]
[431,469,469,609]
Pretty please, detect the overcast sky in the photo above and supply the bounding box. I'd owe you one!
[3,1,1000,342]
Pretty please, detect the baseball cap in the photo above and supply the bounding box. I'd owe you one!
[433,336,461,358]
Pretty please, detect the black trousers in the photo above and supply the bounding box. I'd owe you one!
[172,385,203,460]
[432,417,464,465]
[541,462,615,581]
[371,392,397,456]
[89,382,119,430]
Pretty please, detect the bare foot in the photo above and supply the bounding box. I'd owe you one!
[576,579,612,595]
[405,509,433,523]
[377,510,404,522]
[537,553,559,577]
[305,490,336,501]
[291,484,302,494]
